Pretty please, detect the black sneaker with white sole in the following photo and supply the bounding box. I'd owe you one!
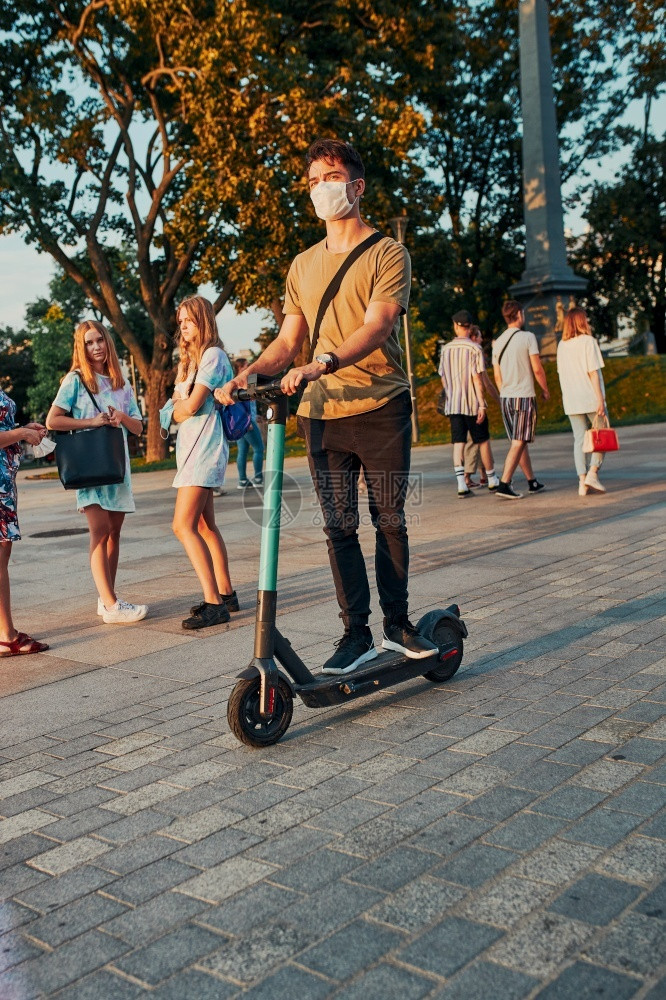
[322,627,378,674]
[495,481,523,499]
[528,479,545,494]
[382,617,438,659]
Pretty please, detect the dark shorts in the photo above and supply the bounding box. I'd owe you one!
[449,413,490,445]
[501,396,537,443]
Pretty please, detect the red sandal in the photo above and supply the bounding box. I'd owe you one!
[0,632,49,657]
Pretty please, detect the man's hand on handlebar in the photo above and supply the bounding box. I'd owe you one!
[280,362,324,396]
[215,375,248,407]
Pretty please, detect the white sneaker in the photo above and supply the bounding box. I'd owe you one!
[102,600,148,624]
[584,470,606,493]
[97,597,104,616]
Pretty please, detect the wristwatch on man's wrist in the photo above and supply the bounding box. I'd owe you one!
[315,352,340,375]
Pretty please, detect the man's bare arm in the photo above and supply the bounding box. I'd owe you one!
[483,371,501,404]
[280,301,402,395]
[530,354,550,400]
[493,364,503,392]
[215,314,309,404]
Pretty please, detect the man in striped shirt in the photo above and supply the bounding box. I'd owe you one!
[439,310,500,497]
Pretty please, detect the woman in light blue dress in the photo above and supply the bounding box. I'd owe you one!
[171,296,237,630]
[47,320,148,624]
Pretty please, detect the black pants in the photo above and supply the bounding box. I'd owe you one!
[300,391,412,628]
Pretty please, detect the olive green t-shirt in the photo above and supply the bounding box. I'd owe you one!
[283,233,411,419]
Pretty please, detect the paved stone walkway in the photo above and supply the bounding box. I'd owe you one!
[1,425,665,998]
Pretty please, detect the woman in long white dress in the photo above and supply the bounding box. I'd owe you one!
[556,308,608,496]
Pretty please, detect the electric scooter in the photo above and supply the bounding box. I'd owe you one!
[226,375,468,748]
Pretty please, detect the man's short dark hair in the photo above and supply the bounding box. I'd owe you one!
[452,309,474,326]
[502,299,523,325]
[306,139,365,180]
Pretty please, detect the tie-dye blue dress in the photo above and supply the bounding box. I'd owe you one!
[52,372,143,513]
[172,347,233,489]
[0,390,23,542]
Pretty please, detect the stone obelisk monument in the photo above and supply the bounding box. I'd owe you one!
[510,0,586,357]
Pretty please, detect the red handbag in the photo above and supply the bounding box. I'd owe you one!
[583,415,619,453]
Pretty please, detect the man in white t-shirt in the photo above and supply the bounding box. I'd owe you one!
[491,299,550,499]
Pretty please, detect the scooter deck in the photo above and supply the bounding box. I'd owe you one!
[292,644,456,708]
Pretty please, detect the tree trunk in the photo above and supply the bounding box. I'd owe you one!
[137,314,177,462]
[144,367,173,462]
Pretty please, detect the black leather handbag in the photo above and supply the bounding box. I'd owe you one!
[55,377,126,490]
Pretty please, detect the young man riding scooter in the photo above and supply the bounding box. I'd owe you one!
[216,138,437,674]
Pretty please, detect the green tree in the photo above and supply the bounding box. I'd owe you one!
[0,0,429,458]
[0,327,35,424]
[572,138,666,351]
[403,0,659,343]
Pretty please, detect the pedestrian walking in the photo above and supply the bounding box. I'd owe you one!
[47,321,148,624]
[170,296,239,630]
[233,358,264,488]
[492,299,550,499]
[217,137,438,674]
[462,325,500,488]
[556,307,608,496]
[0,390,50,656]
[438,310,500,497]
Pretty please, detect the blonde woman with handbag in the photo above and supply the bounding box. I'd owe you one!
[46,320,147,622]
[556,308,607,496]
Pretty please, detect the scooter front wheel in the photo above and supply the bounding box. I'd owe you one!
[227,676,293,747]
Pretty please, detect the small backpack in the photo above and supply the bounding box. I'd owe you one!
[217,398,252,441]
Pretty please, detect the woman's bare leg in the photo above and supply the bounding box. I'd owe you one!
[199,489,233,595]
[172,487,221,604]
[0,542,15,642]
[106,511,126,591]
[84,505,116,608]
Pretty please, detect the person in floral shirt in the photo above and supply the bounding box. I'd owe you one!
[0,389,50,656]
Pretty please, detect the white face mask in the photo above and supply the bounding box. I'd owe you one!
[32,437,56,459]
[310,180,357,221]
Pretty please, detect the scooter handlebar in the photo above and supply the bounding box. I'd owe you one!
[232,376,285,403]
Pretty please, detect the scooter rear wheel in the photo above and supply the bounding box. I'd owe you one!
[423,620,464,683]
[227,676,293,747]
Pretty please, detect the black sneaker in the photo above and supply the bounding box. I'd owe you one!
[222,591,240,613]
[321,627,378,674]
[457,488,474,498]
[382,617,438,660]
[528,480,545,494]
[495,481,523,500]
[190,591,240,616]
[182,602,231,630]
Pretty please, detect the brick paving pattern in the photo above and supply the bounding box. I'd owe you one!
[0,426,664,997]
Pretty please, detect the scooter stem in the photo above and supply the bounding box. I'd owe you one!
[254,391,289,662]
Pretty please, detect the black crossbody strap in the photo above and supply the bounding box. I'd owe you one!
[306,230,384,364]
[75,371,103,413]
[497,328,520,368]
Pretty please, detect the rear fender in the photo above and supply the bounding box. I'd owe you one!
[417,607,468,642]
